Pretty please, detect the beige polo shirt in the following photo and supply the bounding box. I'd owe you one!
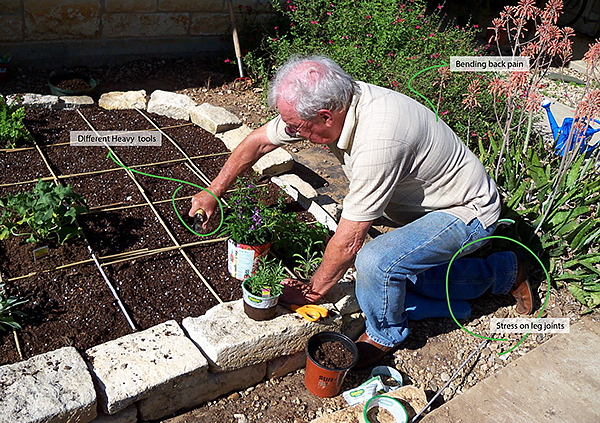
[267,81,500,229]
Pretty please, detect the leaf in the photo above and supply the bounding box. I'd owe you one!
[571,219,599,251]
[568,283,589,306]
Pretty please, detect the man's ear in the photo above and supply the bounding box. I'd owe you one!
[317,109,334,126]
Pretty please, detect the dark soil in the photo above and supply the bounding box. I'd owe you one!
[0,103,315,367]
[314,341,355,370]
[56,78,92,91]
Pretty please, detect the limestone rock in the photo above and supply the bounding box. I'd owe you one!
[324,280,360,316]
[86,320,208,415]
[216,125,294,176]
[92,405,137,423]
[182,300,342,372]
[137,363,266,421]
[6,93,60,109]
[190,103,242,133]
[147,90,196,121]
[276,174,318,200]
[59,95,94,110]
[99,90,147,110]
[266,350,307,379]
[0,346,97,423]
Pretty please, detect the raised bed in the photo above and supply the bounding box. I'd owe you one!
[0,104,317,366]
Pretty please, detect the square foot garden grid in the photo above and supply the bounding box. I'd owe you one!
[0,106,311,366]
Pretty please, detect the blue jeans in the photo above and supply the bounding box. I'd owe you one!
[354,212,517,347]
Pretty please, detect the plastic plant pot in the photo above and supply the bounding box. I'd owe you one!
[305,331,359,398]
[48,72,97,96]
[227,238,271,280]
[241,279,280,321]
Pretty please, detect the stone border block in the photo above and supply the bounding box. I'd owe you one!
[190,103,242,134]
[266,350,307,380]
[98,90,147,110]
[6,93,61,109]
[216,124,295,175]
[93,405,137,423]
[0,346,97,423]
[59,95,95,110]
[137,363,266,420]
[276,173,318,199]
[147,89,196,121]
[86,320,208,415]
[182,300,342,372]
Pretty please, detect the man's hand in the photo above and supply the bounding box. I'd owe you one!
[188,190,219,228]
[280,278,321,305]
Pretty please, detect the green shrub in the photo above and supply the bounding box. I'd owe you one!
[244,0,496,139]
[0,96,33,148]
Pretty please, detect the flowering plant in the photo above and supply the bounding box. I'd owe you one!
[222,178,283,245]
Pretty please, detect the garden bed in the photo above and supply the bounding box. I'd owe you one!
[0,104,312,366]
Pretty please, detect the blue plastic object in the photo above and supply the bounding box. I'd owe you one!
[542,101,600,156]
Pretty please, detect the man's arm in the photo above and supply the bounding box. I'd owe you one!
[189,123,278,220]
[281,217,372,304]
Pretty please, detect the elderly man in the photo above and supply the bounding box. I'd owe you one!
[189,55,533,369]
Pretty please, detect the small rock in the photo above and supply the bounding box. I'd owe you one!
[440,372,450,382]
[228,392,241,400]
[234,413,248,423]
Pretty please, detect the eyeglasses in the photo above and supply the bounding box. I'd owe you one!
[284,120,307,138]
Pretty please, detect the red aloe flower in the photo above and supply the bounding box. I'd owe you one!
[541,0,563,24]
[583,40,600,72]
[489,77,507,97]
[516,0,537,20]
[462,79,482,109]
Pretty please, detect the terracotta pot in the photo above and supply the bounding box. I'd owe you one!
[241,279,280,321]
[305,331,358,398]
[227,238,271,280]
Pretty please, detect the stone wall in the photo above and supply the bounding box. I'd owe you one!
[0,0,276,67]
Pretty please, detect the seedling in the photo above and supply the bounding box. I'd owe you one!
[0,283,26,331]
[0,180,89,244]
[0,95,33,148]
[244,257,286,297]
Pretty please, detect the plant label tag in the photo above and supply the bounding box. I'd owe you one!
[33,246,50,262]
[262,287,271,297]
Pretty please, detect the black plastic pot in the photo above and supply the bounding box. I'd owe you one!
[48,72,97,96]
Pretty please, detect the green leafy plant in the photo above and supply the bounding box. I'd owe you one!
[293,242,324,279]
[474,129,600,311]
[243,257,286,297]
[272,215,329,264]
[0,53,11,63]
[0,283,27,331]
[0,179,89,244]
[0,95,33,148]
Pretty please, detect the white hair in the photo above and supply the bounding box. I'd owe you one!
[267,55,359,120]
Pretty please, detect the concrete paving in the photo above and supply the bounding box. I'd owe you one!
[421,316,600,423]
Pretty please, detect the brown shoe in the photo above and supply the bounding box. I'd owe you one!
[509,252,534,315]
[354,332,397,370]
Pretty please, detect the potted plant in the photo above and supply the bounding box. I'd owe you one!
[224,178,282,280]
[0,53,10,84]
[241,257,286,321]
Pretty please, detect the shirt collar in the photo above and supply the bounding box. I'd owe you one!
[336,83,362,151]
